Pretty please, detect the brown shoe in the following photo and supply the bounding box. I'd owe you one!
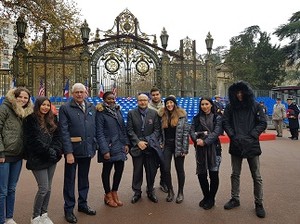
[104,192,118,207]
[111,191,123,206]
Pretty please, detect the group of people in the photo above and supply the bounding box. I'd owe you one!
[271,97,299,139]
[0,80,272,224]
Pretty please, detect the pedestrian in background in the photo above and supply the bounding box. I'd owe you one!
[23,97,62,224]
[272,97,286,137]
[158,96,189,204]
[96,91,130,207]
[0,87,33,224]
[286,97,299,140]
[223,81,267,218]
[59,83,97,223]
[190,97,223,210]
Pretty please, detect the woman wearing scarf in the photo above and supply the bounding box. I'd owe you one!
[190,97,223,210]
[96,91,130,207]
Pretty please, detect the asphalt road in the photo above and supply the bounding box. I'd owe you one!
[13,129,300,224]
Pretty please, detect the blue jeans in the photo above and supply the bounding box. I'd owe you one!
[0,160,22,224]
[230,155,263,204]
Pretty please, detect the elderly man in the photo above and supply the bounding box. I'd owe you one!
[59,83,97,223]
[127,93,161,203]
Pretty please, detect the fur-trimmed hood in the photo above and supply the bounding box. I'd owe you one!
[4,88,34,118]
[228,81,255,109]
[157,106,187,118]
[95,103,120,112]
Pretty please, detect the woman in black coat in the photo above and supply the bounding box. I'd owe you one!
[96,91,129,207]
[23,97,62,224]
[190,97,223,210]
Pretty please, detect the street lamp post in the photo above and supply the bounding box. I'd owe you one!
[16,16,27,47]
[160,27,170,96]
[205,32,214,97]
[14,16,28,88]
[80,20,91,91]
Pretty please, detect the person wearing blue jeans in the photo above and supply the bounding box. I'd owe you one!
[0,161,22,224]
[0,87,33,224]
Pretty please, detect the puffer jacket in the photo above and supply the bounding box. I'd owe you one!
[223,81,267,158]
[0,89,33,159]
[158,107,190,157]
[59,99,97,158]
[95,103,129,162]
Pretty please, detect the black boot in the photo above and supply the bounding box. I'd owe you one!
[176,190,184,204]
[198,173,209,207]
[203,171,219,210]
[166,188,175,202]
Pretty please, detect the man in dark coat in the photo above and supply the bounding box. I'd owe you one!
[286,97,299,140]
[59,83,97,223]
[127,93,161,204]
[222,81,267,218]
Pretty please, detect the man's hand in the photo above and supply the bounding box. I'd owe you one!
[0,158,5,163]
[66,153,75,164]
[103,152,111,160]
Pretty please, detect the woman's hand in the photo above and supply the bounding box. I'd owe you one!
[124,145,129,154]
[196,138,205,146]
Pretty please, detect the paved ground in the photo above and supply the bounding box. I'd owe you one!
[13,129,300,224]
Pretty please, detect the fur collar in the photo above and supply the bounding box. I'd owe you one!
[4,88,34,118]
[96,103,120,112]
[228,81,255,109]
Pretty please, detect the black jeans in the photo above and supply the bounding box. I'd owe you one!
[163,142,185,191]
[101,160,125,194]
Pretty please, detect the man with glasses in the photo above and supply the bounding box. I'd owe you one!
[127,94,161,203]
[59,83,97,223]
[148,87,168,193]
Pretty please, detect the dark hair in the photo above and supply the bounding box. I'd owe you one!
[34,97,57,133]
[199,97,217,114]
[103,91,114,100]
[14,87,31,108]
[150,86,160,94]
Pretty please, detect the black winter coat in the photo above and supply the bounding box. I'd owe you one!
[287,103,299,129]
[23,114,62,170]
[223,81,267,158]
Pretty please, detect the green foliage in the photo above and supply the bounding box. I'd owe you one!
[0,0,83,52]
[274,11,300,70]
[224,26,286,89]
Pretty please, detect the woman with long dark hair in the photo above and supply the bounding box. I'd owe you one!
[190,97,223,210]
[23,97,62,224]
[96,91,129,207]
[0,87,33,224]
[158,96,189,204]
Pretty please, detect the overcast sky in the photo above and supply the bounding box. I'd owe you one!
[75,0,300,53]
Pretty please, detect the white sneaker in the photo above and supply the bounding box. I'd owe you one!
[30,216,41,224]
[40,213,53,224]
[5,219,17,224]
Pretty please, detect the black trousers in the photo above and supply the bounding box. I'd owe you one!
[101,160,125,194]
[63,157,91,213]
[131,149,158,195]
[163,143,185,192]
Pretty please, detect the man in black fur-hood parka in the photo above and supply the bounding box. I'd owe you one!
[222,81,267,218]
